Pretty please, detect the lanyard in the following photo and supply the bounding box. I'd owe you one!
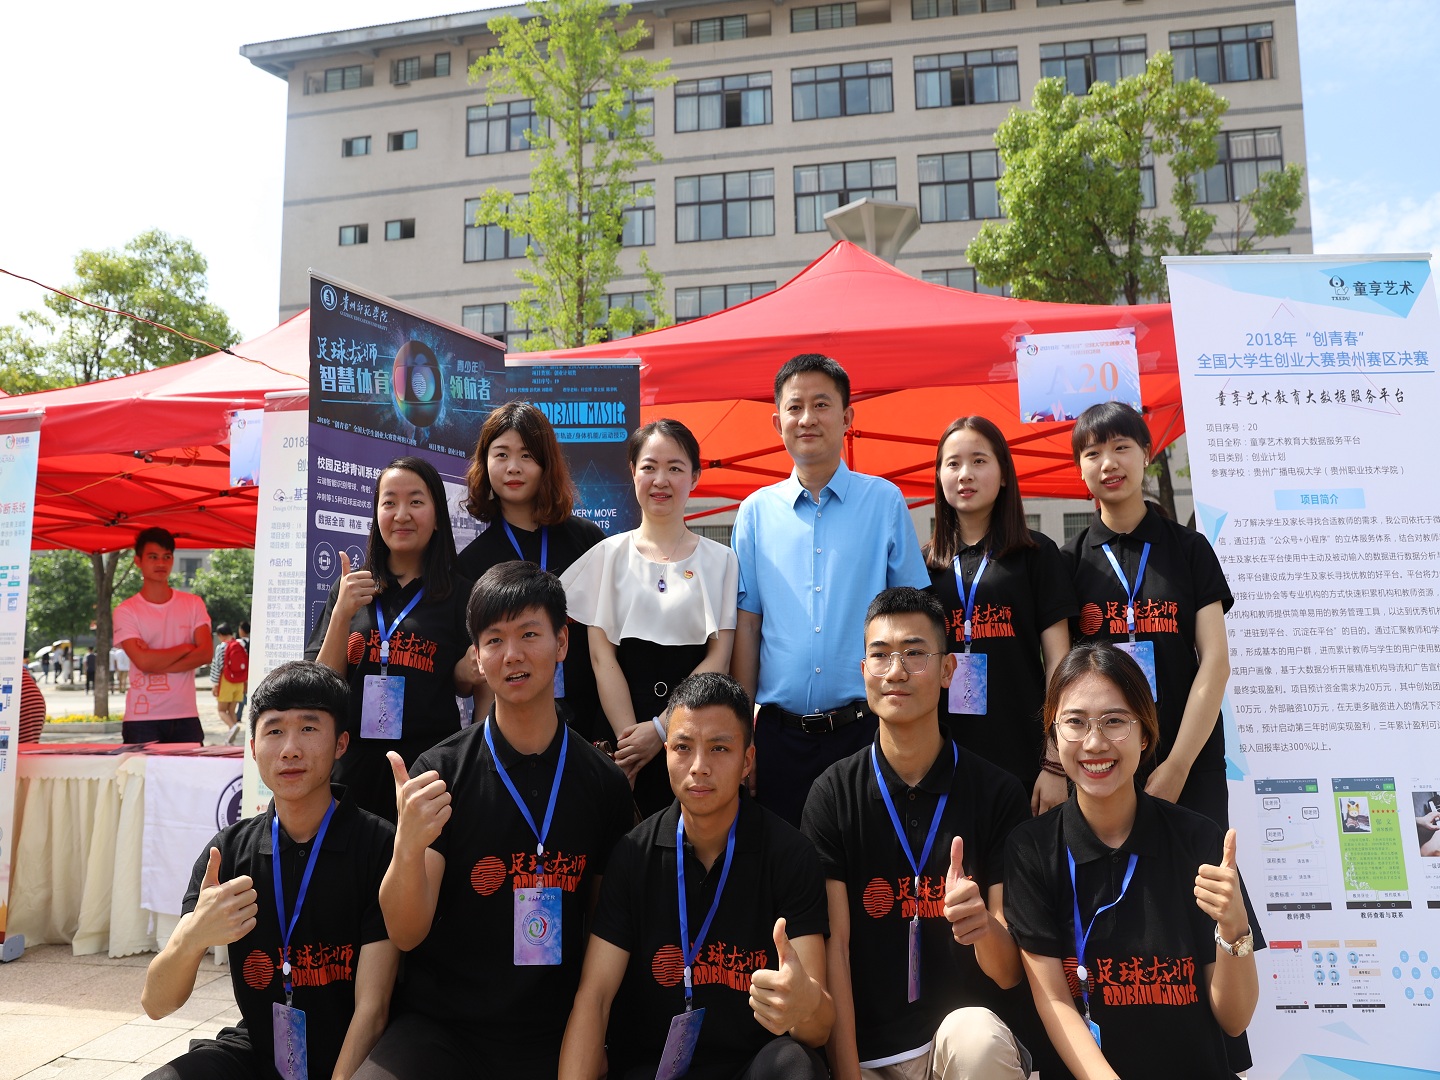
[951,552,990,652]
[271,799,338,1007]
[676,811,738,1010]
[502,521,548,571]
[1066,846,1138,1017]
[1100,541,1150,641]
[484,718,568,881]
[871,742,959,913]
[375,587,426,672]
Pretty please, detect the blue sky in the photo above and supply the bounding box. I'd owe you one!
[1,0,1435,343]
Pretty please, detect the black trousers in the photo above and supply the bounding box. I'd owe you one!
[754,704,878,827]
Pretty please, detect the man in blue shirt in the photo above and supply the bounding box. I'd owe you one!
[732,354,929,825]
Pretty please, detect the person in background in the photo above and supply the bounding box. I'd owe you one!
[210,623,241,741]
[235,620,252,729]
[20,652,46,743]
[41,650,51,684]
[85,647,97,692]
[109,644,120,692]
[116,645,131,692]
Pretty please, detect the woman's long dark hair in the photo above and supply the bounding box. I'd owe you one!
[924,415,1035,568]
[364,456,458,601]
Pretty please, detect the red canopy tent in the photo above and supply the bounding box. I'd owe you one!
[1,312,309,553]
[510,242,1184,505]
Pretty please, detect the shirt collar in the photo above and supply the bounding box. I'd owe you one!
[261,783,351,855]
[870,726,958,798]
[1084,504,1163,549]
[1061,789,1164,863]
[781,458,852,507]
[485,713,566,772]
[658,790,760,853]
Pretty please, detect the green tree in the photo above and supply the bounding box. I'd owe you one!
[191,549,255,632]
[470,0,673,349]
[26,552,101,650]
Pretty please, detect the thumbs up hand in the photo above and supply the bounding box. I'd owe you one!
[1195,828,1248,942]
[335,550,378,620]
[187,846,258,948]
[390,750,451,856]
[749,918,823,1036]
[942,836,988,946]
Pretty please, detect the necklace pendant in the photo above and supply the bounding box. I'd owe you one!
[657,576,667,593]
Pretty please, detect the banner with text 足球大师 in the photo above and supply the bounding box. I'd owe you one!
[1165,254,1439,1080]
[305,276,504,639]
[0,411,42,941]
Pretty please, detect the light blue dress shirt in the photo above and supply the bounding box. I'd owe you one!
[733,461,929,715]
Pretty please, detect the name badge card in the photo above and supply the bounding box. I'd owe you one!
[514,886,563,966]
[554,663,565,699]
[1114,640,1157,700]
[272,1002,309,1080]
[361,675,405,739]
[907,917,922,1003]
[947,652,988,715]
[656,1007,706,1080]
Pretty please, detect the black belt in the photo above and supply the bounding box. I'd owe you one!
[764,700,868,735]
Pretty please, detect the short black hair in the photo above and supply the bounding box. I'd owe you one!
[773,353,851,410]
[239,621,250,634]
[134,526,176,557]
[666,672,753,748]
[1070,401,1152,464]
[214,623,234,638]
[467,561,567,642]
[864,586,947,648]
[248,661,349,737]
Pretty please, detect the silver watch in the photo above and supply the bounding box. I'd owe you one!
[1214,923,1254,957]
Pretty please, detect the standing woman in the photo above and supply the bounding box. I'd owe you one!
[562,419,739,817]
[457,400,606,737]
[924,416,1077,814]
[1004,644,1261,1080]
[306,455,478,821]
[1061,402,1234,827]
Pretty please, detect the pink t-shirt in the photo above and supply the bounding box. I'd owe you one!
[113,589,211,721]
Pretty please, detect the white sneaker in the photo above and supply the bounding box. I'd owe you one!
[225,724,243,746]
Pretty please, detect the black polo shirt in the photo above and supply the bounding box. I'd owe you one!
[926,531,1077,790]
[1004,793,1265,1080]
[593,796,828,1079]
[1062,507,1234,775]
[180,787,393,1080]
[801,730,1030,1065]
[398,716,634,1066]
[458,517,606,740]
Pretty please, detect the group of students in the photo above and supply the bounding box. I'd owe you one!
[141,353,1262,1079]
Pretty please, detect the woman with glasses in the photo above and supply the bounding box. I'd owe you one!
[1003,644,1262,1080]
[924,416,1077,814]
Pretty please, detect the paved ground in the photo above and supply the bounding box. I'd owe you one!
[34,674,238,744]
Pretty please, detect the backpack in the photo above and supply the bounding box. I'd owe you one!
[223,638,249,685]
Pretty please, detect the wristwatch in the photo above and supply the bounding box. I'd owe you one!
[1214,923,1254,957]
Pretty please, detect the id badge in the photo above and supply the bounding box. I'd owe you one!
[907,916,922,1003]
[656,1007,706,1080]
[947,652,988,715]
[514,886,562,965]
[1115,640,1158,701]
[361,675,405,739]
[1085,1012,1103,1048]
[272,1002,309,1080]
[553,662,565,699]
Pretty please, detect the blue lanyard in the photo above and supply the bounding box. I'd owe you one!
[951,552,990,652]
[502,521,548,571]
[1066,846,1138,1017]
[871,742,958,903]
[676,811,738,1010]
[484,718,568,880]
[271,799,338,1006]
[375,587,426,672]
[1100,541,1150,641]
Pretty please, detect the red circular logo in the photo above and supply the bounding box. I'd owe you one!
[862,877,895,919]
[471,856,508,896]
[346,632,367,665]
[242,949,275,990]
[1078,603,1104,637]
[652,944,686,986]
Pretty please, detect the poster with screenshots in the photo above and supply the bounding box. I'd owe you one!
[1166,255,1440,1078]
[1014,326,1141,422]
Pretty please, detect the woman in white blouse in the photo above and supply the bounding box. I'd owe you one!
[561,418,739,817]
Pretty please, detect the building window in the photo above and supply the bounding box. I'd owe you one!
[341,136,371,157]
[434,53,452,77]
[676,281,776,321]
[1139,141,1155,209]
[620,183,656,247]
[1024,513,1041,533]
[585,89,656,138]
[915,49,1019,108]
[792,61,893,121]
[918,150,1002,222]
[464,198,529,261]
[1171,24,1274,84]
[1039,0,1097,5]
[467,99,539,155]
[676,171,775,242]
[1063,512,1092,541]
[921,267,1009,296]
[385,219,416,241]
[462,302,523,347]
[603,292,656,338]
[323,65,364,92]
[388,130,418,151]
[795,158,897,233]
[1194,129,1284,204]
[692,524,734,546]
[677,14,766,44]
[1040,36,1147,95]
[792,3,855,31]
[393,57,421,84]
[912,0,1012,20]
[676,73,772,131]
[338,224,368,246]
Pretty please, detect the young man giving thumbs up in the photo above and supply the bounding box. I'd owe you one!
[560,672,834,1080]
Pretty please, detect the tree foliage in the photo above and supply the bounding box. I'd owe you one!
[190,549,255,631]
[470,0,674,349]
[968,53,1305,305]
[26,552,102,650]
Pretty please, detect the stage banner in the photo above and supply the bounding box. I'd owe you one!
[505,358,642,536]
[0,410,42,943]
[242,399,308,817]
[1165,254,1439,1080]
[305,276,503,639]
